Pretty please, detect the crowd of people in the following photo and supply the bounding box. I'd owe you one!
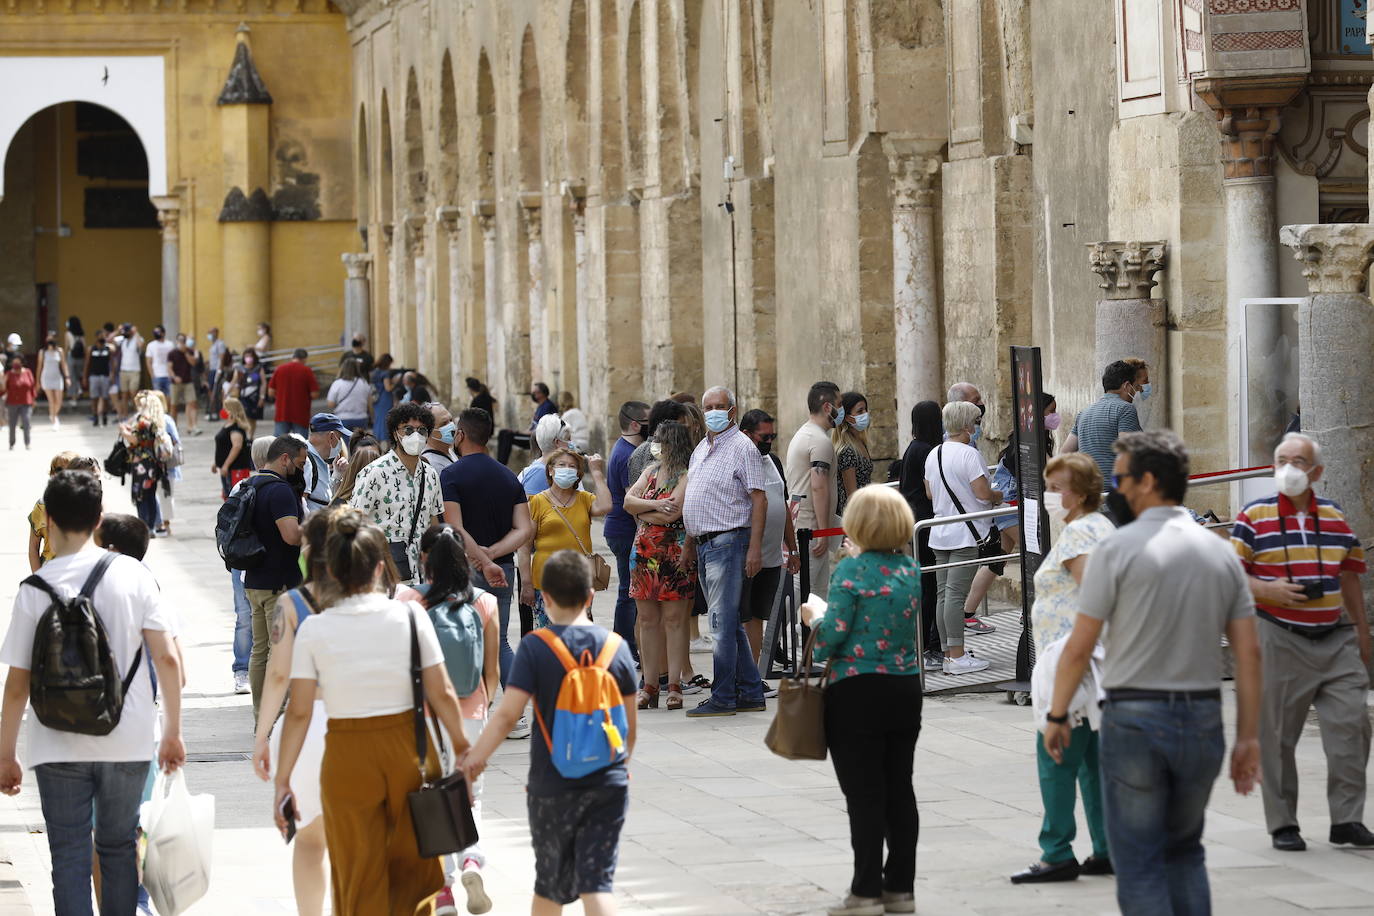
[3,333,1372,916]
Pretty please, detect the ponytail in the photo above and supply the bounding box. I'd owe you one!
[419,524,474,607]
[325,508,389,594]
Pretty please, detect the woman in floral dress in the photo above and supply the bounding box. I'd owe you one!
[623,421,695,710]
[120,390,171,533]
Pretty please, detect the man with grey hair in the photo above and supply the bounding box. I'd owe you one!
[947,381,984,410]
[684,385,769,717]
[1231,432,1373,851]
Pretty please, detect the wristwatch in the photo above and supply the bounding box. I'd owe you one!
[1045,711,1069,725]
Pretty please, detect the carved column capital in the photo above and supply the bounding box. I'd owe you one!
[1087,241,1168,299]
[1279,223,1374,295]
[341,252,373,280]
[888,154,941,210]
[435,205,462,234]
[1195,77,1304,180]
[151,196,181,241]
[520,202,542,241]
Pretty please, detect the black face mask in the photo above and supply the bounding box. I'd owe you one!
[1106,489,1135,527]
[977,402,987,419]
[287,468,307,496]
[756,440,773,457]
[352,339,363,348]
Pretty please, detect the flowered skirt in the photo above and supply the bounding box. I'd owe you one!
[629,523,696,602]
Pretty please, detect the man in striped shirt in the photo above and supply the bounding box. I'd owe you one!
[1231,432,1374,852]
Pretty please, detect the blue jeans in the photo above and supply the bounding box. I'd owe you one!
[605,533,639,662]
[152,376,171,397]
[231,568,252,674]
[1100,697,1225,916]
[699,529,764,708]
[35,760,150,916]
[477,559,516,686]
[274,420,308,436]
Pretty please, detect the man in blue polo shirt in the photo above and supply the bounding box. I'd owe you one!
[603,401,650,663]
[1063,360,1143,483]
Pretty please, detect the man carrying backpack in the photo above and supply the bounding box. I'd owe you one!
[0,470,186,914]
[462,550,637,915]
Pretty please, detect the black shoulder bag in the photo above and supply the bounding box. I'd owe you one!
[935,444,1006,575]
[389,468,428,581]
[405,607,479,858]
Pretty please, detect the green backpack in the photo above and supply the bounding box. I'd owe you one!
[418,586,486,698]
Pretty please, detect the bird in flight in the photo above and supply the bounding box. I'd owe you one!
[102,66,109,86]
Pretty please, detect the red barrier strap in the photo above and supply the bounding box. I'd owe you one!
[1189,464,1271,481]
[810,527,845,538]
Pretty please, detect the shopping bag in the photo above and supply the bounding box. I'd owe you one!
[140,769,215,915]
[764,630,830,761]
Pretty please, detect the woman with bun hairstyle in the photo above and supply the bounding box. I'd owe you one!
[274,509,470,915]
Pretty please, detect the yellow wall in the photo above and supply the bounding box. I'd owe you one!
[269,220,357,350]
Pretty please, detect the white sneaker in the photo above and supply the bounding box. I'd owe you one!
[461,858,491,914]
[762,682,779,699]
[506,715,532,740]
[689,636,714,652]
[233,671,250,695]
[944,653,990,675]
[827,896,884,916]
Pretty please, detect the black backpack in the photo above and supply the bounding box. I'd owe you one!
[24,553,142,736]
[106,439,130,483]
[216,475,272,570]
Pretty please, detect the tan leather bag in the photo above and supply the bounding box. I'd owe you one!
[546,497,613,591]
[764,631,829,761]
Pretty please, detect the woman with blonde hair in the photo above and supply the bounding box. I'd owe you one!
[213,396,253,499]
[330,444,381,507]
[121,390,172,533]
[1011,452,1114,885]
[801,485,923,916]
[832,391,874,517]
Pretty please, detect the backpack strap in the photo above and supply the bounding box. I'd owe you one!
[592,632,623,671]
[20,551,116,601]
[531,627,579,673]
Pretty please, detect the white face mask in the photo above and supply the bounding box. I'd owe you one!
[328,439,342,460]
[650,442,662,459]
[1274,463,1310,498]
[1043,490,1068,525]
[401,431,426,456]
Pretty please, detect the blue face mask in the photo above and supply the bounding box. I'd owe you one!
[972,424,982,443]
[704,409,732,433]
[832,405,846,428]
[1137,382,1152,402]
[552,467,580,489]
[438,422,456,445]
[852,412,871,432]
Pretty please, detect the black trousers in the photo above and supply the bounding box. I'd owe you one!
[495,428,530,466]
[824,673,923,898]
[917,527,940,653]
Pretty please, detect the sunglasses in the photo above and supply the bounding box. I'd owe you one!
[1110,472,1137,489]
[758,433,777,442]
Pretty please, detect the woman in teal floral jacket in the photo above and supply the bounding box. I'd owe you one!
[802,485,923,916]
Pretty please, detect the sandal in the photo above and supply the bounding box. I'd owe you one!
[665,683,683,710]
[637,685,660,710]
[681,674,712,695]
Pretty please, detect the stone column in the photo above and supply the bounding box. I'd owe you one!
[152,197,181,336]
[571,196,589,416]
[437,206,463,397]
[521,195,545,383]
[407,217,429,373]
[475,202,502,416]
[888,152,941,443]
[341,253,372,345]
[1088,240,1168,425]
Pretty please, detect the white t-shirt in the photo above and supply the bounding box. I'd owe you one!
[923,441,993,551]
[116,334,143,371]
[291,593,444,719]
[0,548,169,767]
[146,339,175,378]
[759,453,787,568]
[327,377,370,419]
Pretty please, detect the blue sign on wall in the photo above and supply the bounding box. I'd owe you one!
[1342,0,1373,56]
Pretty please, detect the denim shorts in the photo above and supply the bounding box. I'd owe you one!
[527,785,628,904]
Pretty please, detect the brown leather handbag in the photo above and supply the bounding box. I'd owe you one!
[764,631,830,761]
[547,497,613,591]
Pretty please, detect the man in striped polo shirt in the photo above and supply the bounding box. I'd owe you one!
[1231,432,1374,852]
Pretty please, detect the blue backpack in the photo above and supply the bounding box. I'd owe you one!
[531,629,629,778]
[417,586,486,698]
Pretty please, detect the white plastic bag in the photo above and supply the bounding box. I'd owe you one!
[139,769,215,915]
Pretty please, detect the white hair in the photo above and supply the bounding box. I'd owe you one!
[942,400,981,437]
[534,413,566,452]
[1276,432,1323,467]
[703,385,736,408]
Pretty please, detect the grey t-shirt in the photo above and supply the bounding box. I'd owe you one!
[1078,505,1253,692]
[627,439,654,490]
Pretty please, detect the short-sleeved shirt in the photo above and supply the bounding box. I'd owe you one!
[1078,506,1253,691]
[0,548,169,767]
[758,452,787,567]
[1231,493,1367,628]
[28,501,53,564]
[4,369,35,406]
[352,452,444,578]
[243,473,305,591]
[302,443,332,514]
[269,361,319,426]
[519,459,551,497]
[530,398,557,431]
[923,442,993,550]
[167,348,192,382]
[440,452,528,564]
[1031,512,1116,649]
[146,339,175,377]
[87,344,113,377]
[291,594,443,718]
[117,335,143,371]
[603,436,639,541]
[785,421,838,529]
[684,425,767,537]
[507,624,638,795]
[529,489,596,589]
[897,439,936,520]
[627,439,654,489]
[1070,393,1141,482]
[813,552,922,685]
[327,377,371,419]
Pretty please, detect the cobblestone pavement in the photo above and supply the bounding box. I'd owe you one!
[0,410,1371,915]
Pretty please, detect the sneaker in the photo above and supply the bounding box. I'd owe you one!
[881,891,916,913]
[923,650,944,671]
[827,896,884,916]
[964,617,996,635]
[689,636,715,652]
[681,674,711,694]
[506,715,532,740]
[233,671,250,695]
[944,653,991,675]
[685,699,736,718]
[762,682,779,699]
[434,887,459,916]
[737,700,767,713]
[52,417,60,429]
[461,858,491,914]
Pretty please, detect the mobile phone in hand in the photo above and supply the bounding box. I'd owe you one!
[278,793,297,844]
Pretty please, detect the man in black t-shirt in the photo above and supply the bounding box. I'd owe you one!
[243,436,307,716]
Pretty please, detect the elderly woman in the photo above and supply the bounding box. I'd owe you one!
[1011,452,1114,884]
[923,400,1002,676]
[801,485,923,916]
[519,447,611,628]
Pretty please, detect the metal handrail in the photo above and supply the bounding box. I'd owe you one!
[913,505,1017,534]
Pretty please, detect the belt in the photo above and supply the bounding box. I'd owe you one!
[1105,688,1221,703]
[695,527,747,545]
[1257,609,1347,641]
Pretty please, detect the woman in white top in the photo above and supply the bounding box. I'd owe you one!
[275,510,470,916]
[923,400,1003,676]
[38,332,68,427]
[253,508,338,916]
[557,390,590,451]
[326,359,371,432]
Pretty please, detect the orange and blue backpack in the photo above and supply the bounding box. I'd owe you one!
[531,629,630,778]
